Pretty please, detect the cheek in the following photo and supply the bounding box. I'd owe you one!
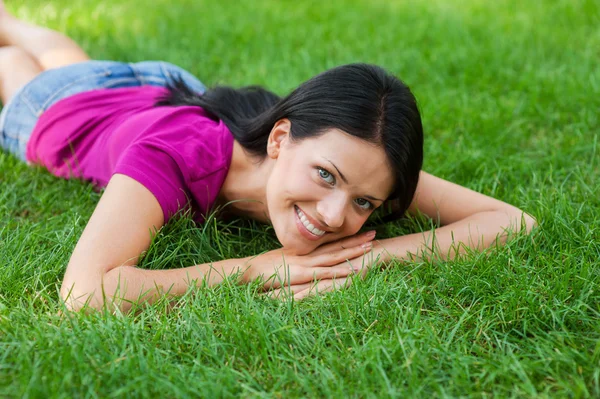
[273,168,320,203]
[294,176,320,198]
[344,213,370,236]
[266,163,293,202]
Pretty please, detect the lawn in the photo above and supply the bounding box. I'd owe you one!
[1,0,599,397]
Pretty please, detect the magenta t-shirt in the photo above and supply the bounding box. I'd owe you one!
[26,86,234,224]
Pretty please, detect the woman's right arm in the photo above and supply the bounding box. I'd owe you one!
[60,174,370,312]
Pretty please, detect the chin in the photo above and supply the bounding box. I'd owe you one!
[270,205,324,255]
[288,245,314,256]
[272,223,316,255]
[276,233,316,256]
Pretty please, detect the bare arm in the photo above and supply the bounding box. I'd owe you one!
[60,174,370,312]
[379,171,537,261]
[289,172,538,299]
[60,173,201,312]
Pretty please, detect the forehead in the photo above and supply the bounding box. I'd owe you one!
[291,129,395,197]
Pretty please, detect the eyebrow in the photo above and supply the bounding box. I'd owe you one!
[363,194,385,202]
[323,157,348,184]
[322,157,385,202]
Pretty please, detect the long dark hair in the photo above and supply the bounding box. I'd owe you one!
[156,63,423,219]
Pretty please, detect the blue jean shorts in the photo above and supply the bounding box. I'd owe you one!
[0,60,206,162]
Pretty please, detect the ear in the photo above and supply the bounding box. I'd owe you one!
[266,119,291,159]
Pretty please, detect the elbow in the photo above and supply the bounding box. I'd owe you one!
[60,277,105,312]
[61,266,139,313]
[522,212,538,233]
[505,208,537,235]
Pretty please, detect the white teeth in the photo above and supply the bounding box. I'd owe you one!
[296,207,325,236]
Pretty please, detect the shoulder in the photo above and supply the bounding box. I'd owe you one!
[112,107,235,223]
[115,106,233,196]
[115,106,234,177]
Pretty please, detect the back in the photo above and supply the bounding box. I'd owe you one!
[27,86,235,223]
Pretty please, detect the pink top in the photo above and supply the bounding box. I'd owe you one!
[26,86,234,223]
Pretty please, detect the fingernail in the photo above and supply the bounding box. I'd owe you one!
[366,230,376,239]
[361,242,372,249]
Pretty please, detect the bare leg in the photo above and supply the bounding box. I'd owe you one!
[0,1,90,71]
[0,46,42,104]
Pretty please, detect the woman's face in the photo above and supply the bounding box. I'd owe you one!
[265,120,395,255]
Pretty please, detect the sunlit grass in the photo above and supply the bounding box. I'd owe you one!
[1,0,599,397]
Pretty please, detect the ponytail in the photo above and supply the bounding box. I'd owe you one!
[156,64,423,219]
[155,76,281,156]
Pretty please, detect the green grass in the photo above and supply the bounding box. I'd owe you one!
[1,0,599,397]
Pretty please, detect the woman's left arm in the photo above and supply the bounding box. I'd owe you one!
[287,171,537,300]
[376,171,537,263]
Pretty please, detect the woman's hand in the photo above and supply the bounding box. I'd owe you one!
[263,232,391,299]
[242,231,376,289]
[289,239,392,299]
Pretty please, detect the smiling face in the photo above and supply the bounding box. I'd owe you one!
[264,120,395,255]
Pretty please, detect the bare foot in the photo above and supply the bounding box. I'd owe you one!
[0,1,9,44]
[0,0,14,21]
[0,0,10,21]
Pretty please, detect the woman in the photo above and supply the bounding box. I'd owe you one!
[0,5,536,312]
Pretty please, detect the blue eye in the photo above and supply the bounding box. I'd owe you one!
[355,198,373,210]
[318,168,335,185]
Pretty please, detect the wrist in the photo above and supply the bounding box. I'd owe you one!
[376,236,418,263]
[238,255,257,284]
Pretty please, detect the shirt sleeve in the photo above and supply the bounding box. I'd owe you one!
[112,141,191,224]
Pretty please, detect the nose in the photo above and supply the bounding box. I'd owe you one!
[316,193,347,229]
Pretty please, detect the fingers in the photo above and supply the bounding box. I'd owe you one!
[311,230,376,256]
[262,260,358,289]
[337,230,376,249]
[255,261,352,290]
[249,238,376,290]
[293,277,351,300]
[303,261,363,281]
[263,281,313,300]
[311,241,373,267]
[337,245,387,277]
[264,277,352,301]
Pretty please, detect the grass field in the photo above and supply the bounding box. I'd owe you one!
[1,0,599,397]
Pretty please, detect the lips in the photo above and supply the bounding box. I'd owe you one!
[294,205,326,241]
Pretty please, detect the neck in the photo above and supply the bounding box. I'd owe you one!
[217,141,272,223]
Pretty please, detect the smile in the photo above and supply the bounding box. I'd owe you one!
[295,206,326,238]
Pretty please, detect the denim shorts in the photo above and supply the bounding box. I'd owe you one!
[0,60,206,162]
